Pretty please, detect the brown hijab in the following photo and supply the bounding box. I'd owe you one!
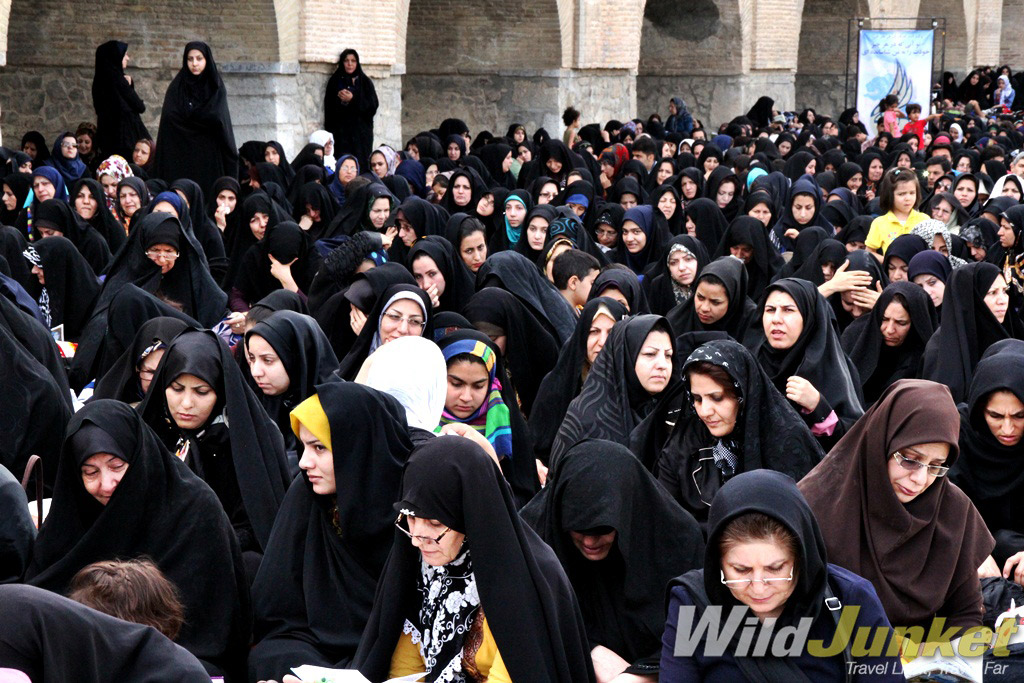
[798,379,993,631]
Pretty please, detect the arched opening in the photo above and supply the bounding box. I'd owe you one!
[637,0,744,127]
[0,0,279,150]
[795,0,869,116]
[401,0,563,142]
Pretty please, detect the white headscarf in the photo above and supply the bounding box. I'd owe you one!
[309,130,337,171]
[361,336,447,431]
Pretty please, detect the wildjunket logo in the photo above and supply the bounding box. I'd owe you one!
[673,605,1016,659]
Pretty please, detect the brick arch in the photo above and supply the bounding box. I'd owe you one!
[637,0,749,126]
[795,0,871,115]
[399,0,564,141]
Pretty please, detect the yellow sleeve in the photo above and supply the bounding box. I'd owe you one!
[388,631,427,678]
[476,617,513,683]
[865,216,885,251]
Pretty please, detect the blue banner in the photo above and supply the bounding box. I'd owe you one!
[856,29,934,137]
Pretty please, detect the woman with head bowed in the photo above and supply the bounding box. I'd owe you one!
[352,435,596,682]
[908,249,952,312]
[775,226,829,281]
[662,470,902,681]
[436,329,538,505]
[715,216,783,302]
[90,316,189,404]
[588,266,650,314]
[152,42,238,196]
[799,380,994,637]
[651,339,822,521]
[522,439,704,681]
[951,340,1024,578]
[0,584,210,682]
[643,234,710,315]
[551,314,676,465]
[667,256,759,342]
[230,221,322,312]
[683,197,729,250]
[749,278,864,449]
[91,40,150,160]
[475,249,578,343]
[21,236,100,341]
[248,382,412,679]
[336,283,432,381]
[841,281,938,404]
[138,329,290,575]
[922,261,1024,403]
[463,286,559,419]
[530,297,629,465]
[25,401,251,678]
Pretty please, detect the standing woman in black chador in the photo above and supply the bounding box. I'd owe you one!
[152,42,238,197]
[91,41,150,160]
[324,49,379,169]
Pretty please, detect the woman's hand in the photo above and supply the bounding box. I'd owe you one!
[849,281,883,311]
[298,214,314,231]
[338,89,353,103]
[784,228,800,240]
[349,306,367,335]
[1003,551,1024,584]
[268,254,299,292]
[215,204,229,231]
[785,376,821,413]
[865,188,875,201]
[818,261,874,298]
[536,459,549,487]
[423,283,440,308]
[439,423,499,465]
[382,225,398,250]
[592,645,631,683]
[225,311,246,336]
[979,554,1001,579]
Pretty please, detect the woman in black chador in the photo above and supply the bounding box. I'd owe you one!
[152,42,238,197]
[324,49,379,168]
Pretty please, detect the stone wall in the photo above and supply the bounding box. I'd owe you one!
[1000,0,1024,67]
[638,72,796,129]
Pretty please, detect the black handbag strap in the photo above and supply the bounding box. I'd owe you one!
[823,578,855,683]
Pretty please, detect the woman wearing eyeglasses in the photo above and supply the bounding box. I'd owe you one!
[661,469,902,681]
[799,380,994,642]
[249,382,414,681]
[352,435,595,682]
[337,283,432,380]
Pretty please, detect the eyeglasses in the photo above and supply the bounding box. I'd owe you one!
[383,311,424,331]
[891,450,949,478]
[61,142,78,149]
[145,250,180,262]
[395,514,451,547]
[138,367,159,380]
[539,191,558,200]
[720,567,794,589]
